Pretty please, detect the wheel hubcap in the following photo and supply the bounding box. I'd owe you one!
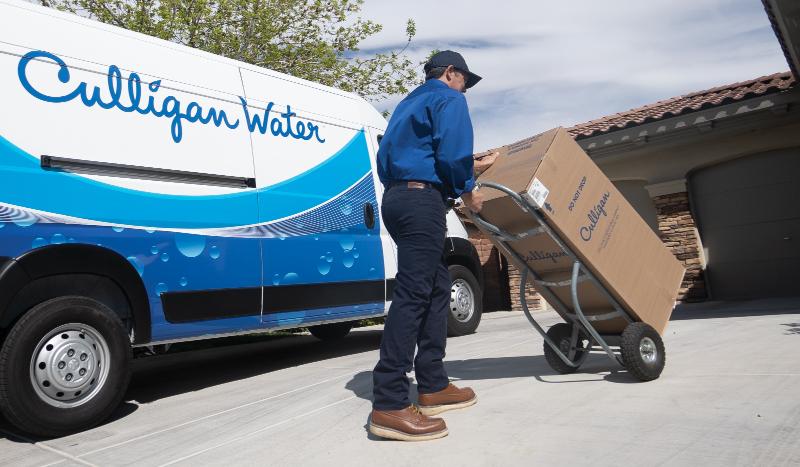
[30,323,111,408]
[639,337,658,364]
[450,279,474,323]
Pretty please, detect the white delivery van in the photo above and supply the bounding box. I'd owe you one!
[0,0,485,436]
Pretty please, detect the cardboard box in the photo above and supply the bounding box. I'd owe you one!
[471,127,685,335]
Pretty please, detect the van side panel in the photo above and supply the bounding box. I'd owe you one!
[0,1,392,342]
[240,69,387,325]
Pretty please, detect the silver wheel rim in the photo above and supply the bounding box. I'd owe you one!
[450,279,475,323]
[29,323,111,409]
[639,337,658,364]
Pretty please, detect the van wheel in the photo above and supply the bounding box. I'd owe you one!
[0,296,132,437]
[308,322,353,341]
[447,265,483,337]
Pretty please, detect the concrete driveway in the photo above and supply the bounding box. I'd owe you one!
[2,299,799,466]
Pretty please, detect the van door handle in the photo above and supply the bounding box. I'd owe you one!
[364,202,375,229]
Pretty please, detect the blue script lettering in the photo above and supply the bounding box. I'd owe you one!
[240,99,325,143]
[579,192,611,241]
[19,50,266,144]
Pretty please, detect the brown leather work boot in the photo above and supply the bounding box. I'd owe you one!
[369,405,448,441]
[418,383,477,416]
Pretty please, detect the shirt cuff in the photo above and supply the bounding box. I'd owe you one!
[458,177,475,197]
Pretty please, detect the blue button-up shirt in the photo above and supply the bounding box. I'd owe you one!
[377,79,475,198]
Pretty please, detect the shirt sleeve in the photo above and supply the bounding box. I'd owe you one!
[431,95,475,198]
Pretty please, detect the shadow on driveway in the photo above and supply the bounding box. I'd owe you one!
[126,329,384,404]
[671,297,800,321]
[344,354,639,407]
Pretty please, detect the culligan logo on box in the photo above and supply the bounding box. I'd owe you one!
[579,192,611,242]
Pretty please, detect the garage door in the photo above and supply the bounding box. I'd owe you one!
[690,149,800,299]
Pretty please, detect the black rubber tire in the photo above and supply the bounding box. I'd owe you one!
[543,323,589,374]
[308,322,354,341]
[0,296,132,437]
[447,265,483,337]
[620,322,665,382]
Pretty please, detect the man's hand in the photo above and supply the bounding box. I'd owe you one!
[473,151,499,176]
[460,189,484,213]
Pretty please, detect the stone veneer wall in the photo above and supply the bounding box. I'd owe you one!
[652,191,707,301]
[508,263,547,312]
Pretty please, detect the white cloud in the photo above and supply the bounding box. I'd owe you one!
[358,0,788,150]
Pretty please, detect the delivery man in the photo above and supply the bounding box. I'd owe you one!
[370,50,496,441]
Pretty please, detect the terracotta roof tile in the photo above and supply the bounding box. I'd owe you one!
[568,71,796,139]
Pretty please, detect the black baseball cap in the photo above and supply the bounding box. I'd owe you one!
[424,50,482,89]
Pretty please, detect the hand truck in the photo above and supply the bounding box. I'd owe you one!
[468,181,667,381]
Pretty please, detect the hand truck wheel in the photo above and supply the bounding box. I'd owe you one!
[620,322,665,381]
[543,323,590,374]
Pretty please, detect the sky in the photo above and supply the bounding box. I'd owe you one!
[356,0,789,152]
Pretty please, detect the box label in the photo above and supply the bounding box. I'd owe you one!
[527,178,549,207]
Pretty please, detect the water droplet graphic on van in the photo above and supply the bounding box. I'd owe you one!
[342,250,355,268]
[209,246,221,259]
[341,203,352,215]
[339,235,355,251]
[352,247,359,258]
[325,252,333,263]
[175,234,206,257]
[13,217,36,227]
[161,253,170,262]
[51,234,66,244]
[112,227,125,233]
[32,237,47,248]
[272,274,281,285]
[317,257,331,275]
[155,283,168,296]
[0,223,4,229]
[145,229,155,234]
[179,277,188,287]
[283,272,299,284]
[127,256,144,277]
[151,245,159,255]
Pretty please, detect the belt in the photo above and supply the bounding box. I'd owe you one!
[389,181,436,190]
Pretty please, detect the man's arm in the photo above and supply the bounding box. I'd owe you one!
[431,95,475,198]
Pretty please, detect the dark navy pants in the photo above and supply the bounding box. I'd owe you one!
[372,185,451,410]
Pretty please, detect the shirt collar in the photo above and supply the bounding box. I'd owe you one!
[425,79,449,90]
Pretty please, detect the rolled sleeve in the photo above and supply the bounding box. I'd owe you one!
[431,95,475,198]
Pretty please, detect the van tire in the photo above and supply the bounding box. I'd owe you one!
[0,296,132,437]
[447,265,482,337]
[308,322,353,341]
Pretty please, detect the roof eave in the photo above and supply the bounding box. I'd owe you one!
[763,0,800,79]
